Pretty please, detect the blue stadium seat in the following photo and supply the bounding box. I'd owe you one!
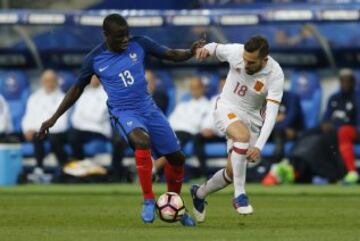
[290,71,321,129]
[22,141,51,157]
[204,143,227,157]
[182,142,193,158]
[261,144,275,158]
[124,147,134,157]
[23,140,112,159]
[83,140,112,157]
[58,71,76,93]
[0,71,30,133]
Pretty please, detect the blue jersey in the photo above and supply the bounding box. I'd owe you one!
[76,36,169,112]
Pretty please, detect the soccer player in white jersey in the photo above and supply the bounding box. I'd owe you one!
[190,35,284,222]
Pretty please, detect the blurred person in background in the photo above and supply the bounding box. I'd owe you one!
[68,75,111,161]
[290,69,357,184]
[262,90,304,185]
[0,94,13,142]
[275,24,318,47]
[145,70,169,114]
[336,69,359,184]
[22,69,69,180]
[193,76,226,178]
[169,77,210,148]
[62,75,110,177]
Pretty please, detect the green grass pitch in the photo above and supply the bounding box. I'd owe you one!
[0,184,359,241]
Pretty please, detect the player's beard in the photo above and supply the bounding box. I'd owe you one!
[246,64,262,75]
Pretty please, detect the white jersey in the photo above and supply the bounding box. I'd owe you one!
[169,96,210,135]
[0,95,12,133]
[71,85,111,138]
[204,43,284,126]
[22,88,69,134]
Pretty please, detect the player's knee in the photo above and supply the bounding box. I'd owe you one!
[129,129,151,149]
[231,130,250,143]
[165,151,185,166]
[134,139,150,149]
[227,121,250,143]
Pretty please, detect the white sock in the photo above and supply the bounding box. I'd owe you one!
[231,142,249,197]
[196,168,232,199]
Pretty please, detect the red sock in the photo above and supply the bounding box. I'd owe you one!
[338,125,357,172]
[135,149,154,200]
[164,162,184,194]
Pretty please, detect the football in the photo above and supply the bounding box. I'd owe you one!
[156,192,186,223]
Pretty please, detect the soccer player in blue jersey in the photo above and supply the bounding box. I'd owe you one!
[38,14,203,226]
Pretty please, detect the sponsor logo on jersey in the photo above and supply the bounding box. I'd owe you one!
[99,65,109,72]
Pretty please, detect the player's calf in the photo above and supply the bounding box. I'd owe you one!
[164,151,186,194]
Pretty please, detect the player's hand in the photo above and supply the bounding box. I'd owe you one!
[195,48,210,61]
[24,131,35,141]
[246,147,261,162]
[191,39,206,56]
[201,128,215,138]
[38,118,56,139]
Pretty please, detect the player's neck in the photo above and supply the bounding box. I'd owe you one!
[105,43,125,54]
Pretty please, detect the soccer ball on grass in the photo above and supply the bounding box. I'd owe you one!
[156,192,186,223]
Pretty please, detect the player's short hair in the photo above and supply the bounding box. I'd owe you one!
[244,35,269,59]
[103,13,128,32]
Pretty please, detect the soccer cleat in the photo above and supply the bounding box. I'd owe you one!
[180,211,196,227]
[342,171,359,185]
[233,194,253,215]
[141,199,156,223]
[190,184,206,223]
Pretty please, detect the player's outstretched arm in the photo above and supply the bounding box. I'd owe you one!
[196,42,241,62]
[163,39,205,62]
[38,83,86,139]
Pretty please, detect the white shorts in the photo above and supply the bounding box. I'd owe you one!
[213,98,262,152]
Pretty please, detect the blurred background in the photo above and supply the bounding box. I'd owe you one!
[0,0,359,186]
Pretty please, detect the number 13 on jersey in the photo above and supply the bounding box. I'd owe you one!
[119,70,134,87]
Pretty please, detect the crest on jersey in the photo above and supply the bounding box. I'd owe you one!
[254,79,264,92]
[227,113,237,120]
[129,52,138,62]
